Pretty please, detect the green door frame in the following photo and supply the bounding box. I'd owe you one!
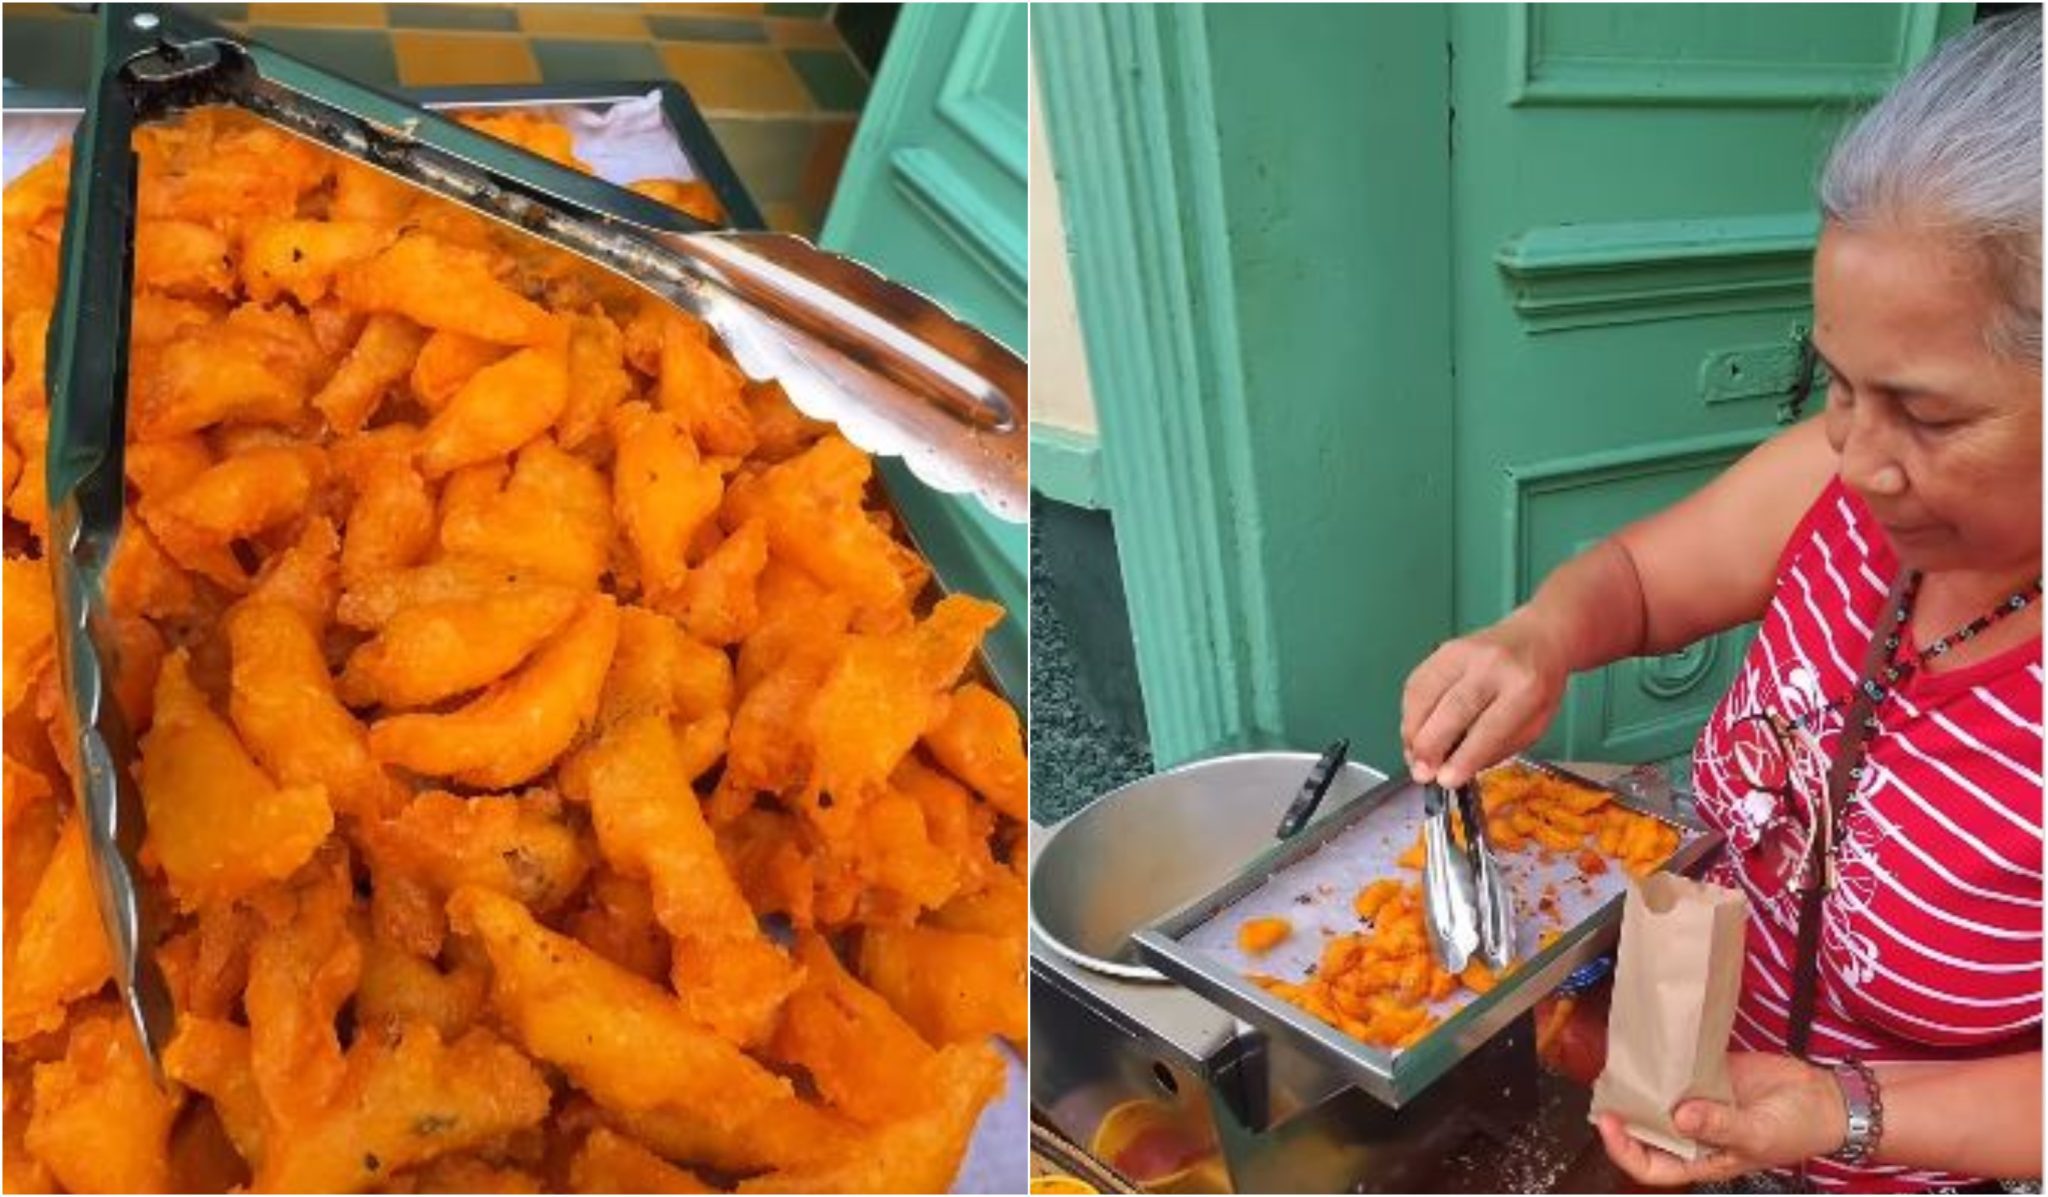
[1034,5,1458,770]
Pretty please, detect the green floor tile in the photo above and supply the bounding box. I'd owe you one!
[1,14,94,92]
[765,3,831,16]
[529,36,665,83]
[644,14,768,44]
[243,25,400,88]
[785,47,867,112]
[705,115,818,206]
[387,3,518,32]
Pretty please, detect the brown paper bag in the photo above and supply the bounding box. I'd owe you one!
[1588,872,1750,1160]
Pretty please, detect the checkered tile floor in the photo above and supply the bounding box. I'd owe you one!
[1,2,870,236]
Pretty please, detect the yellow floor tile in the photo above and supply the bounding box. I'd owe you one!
[640,3,763,14]
[391,30,541,86]
[514,6,649,39]
[247,3,388,28]
[764,17,841,48]
[658,42,812,113]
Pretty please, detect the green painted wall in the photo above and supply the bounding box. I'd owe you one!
[823,2,1028,700]
[1038,3,1973,774]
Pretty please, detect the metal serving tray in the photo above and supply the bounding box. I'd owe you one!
[1131,760,1719,1108]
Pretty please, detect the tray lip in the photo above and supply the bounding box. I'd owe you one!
[1131,757,1722,1108]
[2,78,767,232]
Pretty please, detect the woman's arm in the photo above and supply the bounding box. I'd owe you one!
[1866,1051,2043,1177]
[1599,1049,2043,1184]
[1404,417,1838,786]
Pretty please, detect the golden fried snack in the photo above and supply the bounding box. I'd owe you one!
[804,595,1004,834]
[627,178,726,225]
[23,1010,180,1194]
[150,444,325,591]
[1236,916,1292,955]
[244,855,362,1125]
[339,585,581,710]
[566,712,795,1045]
[860,924,1027,1047]
[1,556,52,716]
[132,304,322,439]
[673,515,770,647]
[410,330,510,412]
[892,756,1004,901]
[335,233,564,348]
[735,1043,1006,1195]
[228,600,398,822]
[417,346,570,479]
[2,820,111,1043]
[653,308,754,457]
[435,439,613,590]
[155,900,262,1023]
[768,933,940,1126]
[923,681,1029,821]
[256,1022,551,1194]
[594,606,734,730]
[314,314,429,434]
[164,1017,269,1173]
[241,218,393,306]
[366,790,591,951]
[338,557,550,630]
[448,886,855,1174]
[137,218,235,297]
[369,594,619,788]
[356,934,488,1044]
[566,1127,714,1195]
[611,400,725,605]
[558,311,634,452]
[391,1154,547,1194]
[139,650,333,909]
[728,436,906,615]
[338,444,435,591]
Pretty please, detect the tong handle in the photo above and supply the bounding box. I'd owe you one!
[1275,737,1348,840]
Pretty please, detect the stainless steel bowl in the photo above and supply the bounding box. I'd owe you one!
[1029,751,1387,982]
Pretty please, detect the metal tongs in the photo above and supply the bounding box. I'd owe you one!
[46,5,1027,1073]
[1420,783,1516,976]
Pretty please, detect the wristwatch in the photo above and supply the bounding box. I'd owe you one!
[1826,1057,1885,1165]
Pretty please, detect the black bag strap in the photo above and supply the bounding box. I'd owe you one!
[1784,568,1916,1060]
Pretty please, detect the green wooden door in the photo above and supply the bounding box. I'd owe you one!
[822,2,1028,700]
[1447,3,1969,764]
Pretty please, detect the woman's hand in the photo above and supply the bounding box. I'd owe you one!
[1595,1052,1848,1185]
[1400,610,1569,787]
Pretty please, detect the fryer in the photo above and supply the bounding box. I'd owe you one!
[1028,752,1717,1193]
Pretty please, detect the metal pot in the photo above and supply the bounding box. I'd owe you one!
[1028,751,1385,982]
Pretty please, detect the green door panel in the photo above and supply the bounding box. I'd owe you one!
[822,3,1027,700]
[1448,2,1971,763]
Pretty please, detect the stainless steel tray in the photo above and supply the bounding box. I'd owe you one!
[1131,760,1720,1108]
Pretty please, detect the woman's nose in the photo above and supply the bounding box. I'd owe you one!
[1836,407,1908,498]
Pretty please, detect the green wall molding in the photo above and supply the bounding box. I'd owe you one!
[1029,425,1104,511]
[937,4,1028,184]
[1036,4,1458,770]
[1495,212,1819,332]
[886,146,1026,302]
[1506,2,1953,107]
[1034,4,1280,763]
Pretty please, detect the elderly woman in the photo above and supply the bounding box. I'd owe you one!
[1401,12,2040,1193]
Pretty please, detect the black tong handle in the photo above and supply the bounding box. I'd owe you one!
[1276,738,1349,840]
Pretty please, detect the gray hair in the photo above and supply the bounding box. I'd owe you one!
[1820,10,2043,363]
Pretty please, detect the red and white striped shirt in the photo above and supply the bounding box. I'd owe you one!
[1691,476,2043,1193]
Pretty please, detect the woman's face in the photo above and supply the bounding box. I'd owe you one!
[1813,219,2042,575]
